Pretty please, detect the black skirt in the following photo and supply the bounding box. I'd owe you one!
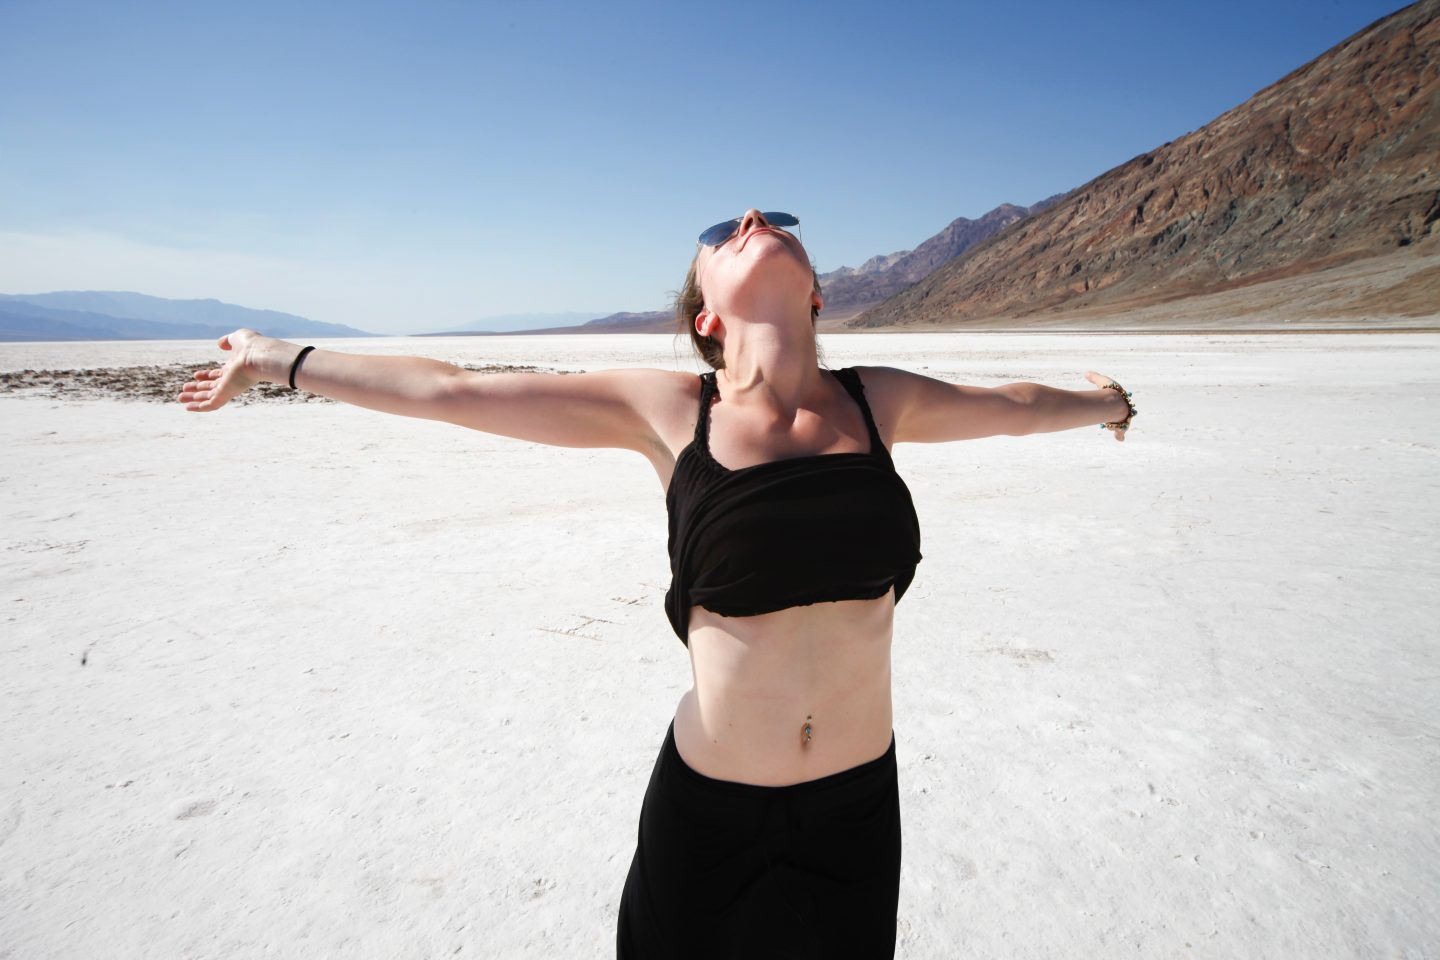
[617,722,901,959]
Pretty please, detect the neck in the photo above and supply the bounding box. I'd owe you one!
[717,315,822,406]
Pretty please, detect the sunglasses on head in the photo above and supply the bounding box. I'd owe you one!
[698,212,800,246]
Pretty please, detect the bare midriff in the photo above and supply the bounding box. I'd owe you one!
[672,589,896,787]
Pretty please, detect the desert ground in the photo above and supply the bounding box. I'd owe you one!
[2,332,1437,959]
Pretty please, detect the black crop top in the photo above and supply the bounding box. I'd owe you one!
[664,367,923,645]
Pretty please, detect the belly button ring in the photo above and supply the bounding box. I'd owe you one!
[801,715,813,746]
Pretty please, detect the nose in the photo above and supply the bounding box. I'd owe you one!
[737,209,769,235]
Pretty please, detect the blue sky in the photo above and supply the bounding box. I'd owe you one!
[0,0,1411,334]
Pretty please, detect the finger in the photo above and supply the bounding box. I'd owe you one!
[185,394,223,413]
[1114,428,1126,442]
[219,334,233,351]
[180,368,230,395]
[1085,371,1109,387]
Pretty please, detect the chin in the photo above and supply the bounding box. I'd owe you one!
[746,238,810,274]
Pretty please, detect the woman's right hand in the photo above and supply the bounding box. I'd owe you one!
[177,328,268,413]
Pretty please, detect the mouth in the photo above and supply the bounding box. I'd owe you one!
[737,227,788,251]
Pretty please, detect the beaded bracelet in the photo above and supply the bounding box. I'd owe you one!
[1099,381,1137,433]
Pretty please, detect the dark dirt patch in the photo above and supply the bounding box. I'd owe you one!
[0,362,562,403]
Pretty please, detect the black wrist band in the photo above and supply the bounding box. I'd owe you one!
[288,345,316,390]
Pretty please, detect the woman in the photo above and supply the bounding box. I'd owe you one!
[179,209,1134,958]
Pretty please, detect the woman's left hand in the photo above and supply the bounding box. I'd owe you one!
[1085,371,1132,442]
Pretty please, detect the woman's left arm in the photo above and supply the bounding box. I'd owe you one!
[859,366,1134,444]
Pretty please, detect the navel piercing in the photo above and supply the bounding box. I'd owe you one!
[801,715,813,745]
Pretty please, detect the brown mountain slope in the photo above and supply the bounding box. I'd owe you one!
[853,0,1440,328]
[818,203,1035,318]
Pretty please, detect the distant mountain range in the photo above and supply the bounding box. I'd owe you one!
[0,291,373,342]
[432,311,608,334]
[816,196,1069,320]
[852,0,1440,327]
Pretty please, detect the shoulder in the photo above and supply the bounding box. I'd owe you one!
[842,363,930,406]
[434,365,705,458]
[835,366,921,442]
[586,367,701,419]
[611,367,697,389]
[481,366,698,409]
[608,368,707,457]
[554,368,706,466]
[836,366,966,443]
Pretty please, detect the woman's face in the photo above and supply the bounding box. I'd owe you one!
[696,209,816,323]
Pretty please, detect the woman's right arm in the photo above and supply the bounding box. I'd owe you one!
[178,329,685,456]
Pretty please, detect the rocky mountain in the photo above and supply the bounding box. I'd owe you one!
[853,0,1440,328]
[0,291,373,341]
[827,251,908,279]
[818,200,1058,318]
